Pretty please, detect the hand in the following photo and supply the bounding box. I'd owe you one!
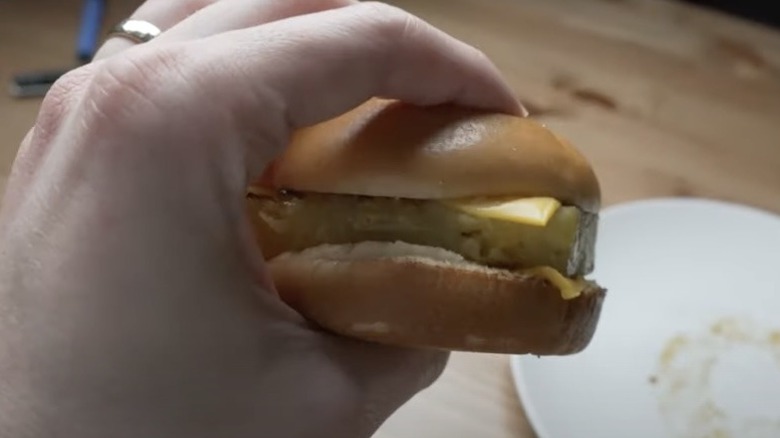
[0,1,522,437]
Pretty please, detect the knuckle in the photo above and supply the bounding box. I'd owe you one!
[81,48,188,126]
[80,64,149,129]
[357,2,419,39]
[42,67,91,111]
[37,67,94,140]
[354,2,429,69]
[182,0,215,15]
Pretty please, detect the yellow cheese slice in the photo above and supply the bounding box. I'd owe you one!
[445,196,561,227]
[522,266,586,299]
[247,189,582,298]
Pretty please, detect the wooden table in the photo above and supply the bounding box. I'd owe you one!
[2,1,780,437]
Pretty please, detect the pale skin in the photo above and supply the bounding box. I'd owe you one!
[0,0,524,437]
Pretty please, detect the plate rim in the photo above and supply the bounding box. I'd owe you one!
[508,196,780,438]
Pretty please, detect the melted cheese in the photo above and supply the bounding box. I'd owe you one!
[523,266,586,299]
[248,188,562,228]
[247,189,583,298]
[445,197,561,226]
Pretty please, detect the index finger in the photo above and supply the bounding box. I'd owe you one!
[223,2,526,131]
[94,0,221,60]
[104,2,524,178]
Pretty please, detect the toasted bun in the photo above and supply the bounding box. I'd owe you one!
[260,98,601,212]
[268,241,606,355]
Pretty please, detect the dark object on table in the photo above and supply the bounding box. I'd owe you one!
[8,0,105,98]
[8,69,70,98]
[683,0,780,29]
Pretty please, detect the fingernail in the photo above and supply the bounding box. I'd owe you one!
[518,102,529,117]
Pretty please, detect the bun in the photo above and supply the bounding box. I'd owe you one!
[261,98,601,212]
[268,241,606,355]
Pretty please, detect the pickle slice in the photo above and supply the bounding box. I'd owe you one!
[248,191,597,276]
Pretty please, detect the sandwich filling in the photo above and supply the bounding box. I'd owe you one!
[247,188,597,299]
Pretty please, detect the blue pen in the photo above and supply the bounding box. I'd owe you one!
[9,0,105,98]
[76,0,106,63]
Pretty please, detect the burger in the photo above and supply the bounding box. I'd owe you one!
[246,98,606,355]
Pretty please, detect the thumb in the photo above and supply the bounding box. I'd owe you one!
[325,337,449,436]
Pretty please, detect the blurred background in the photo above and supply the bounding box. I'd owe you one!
[2,0,779,209]
[1,1,779,438]
[686,0,780,28]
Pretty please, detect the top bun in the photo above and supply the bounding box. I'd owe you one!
[259,98,601,213]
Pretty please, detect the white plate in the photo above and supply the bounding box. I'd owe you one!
[510,198,780,438]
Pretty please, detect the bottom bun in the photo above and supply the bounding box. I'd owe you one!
[268,241,606,355]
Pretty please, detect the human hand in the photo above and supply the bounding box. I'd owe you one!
[0,1,522,437]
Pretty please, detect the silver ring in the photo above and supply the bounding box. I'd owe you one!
[108,19,161,44]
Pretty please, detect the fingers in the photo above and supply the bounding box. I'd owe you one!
[174,1,523,178]
[150,0,356,44]
[93,0,356,61]
[93,0,221,60]
[248,2,524,123]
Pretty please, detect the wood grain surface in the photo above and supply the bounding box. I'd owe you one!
[2,1,780,437]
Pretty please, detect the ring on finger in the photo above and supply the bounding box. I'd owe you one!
[108,19,162,44]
